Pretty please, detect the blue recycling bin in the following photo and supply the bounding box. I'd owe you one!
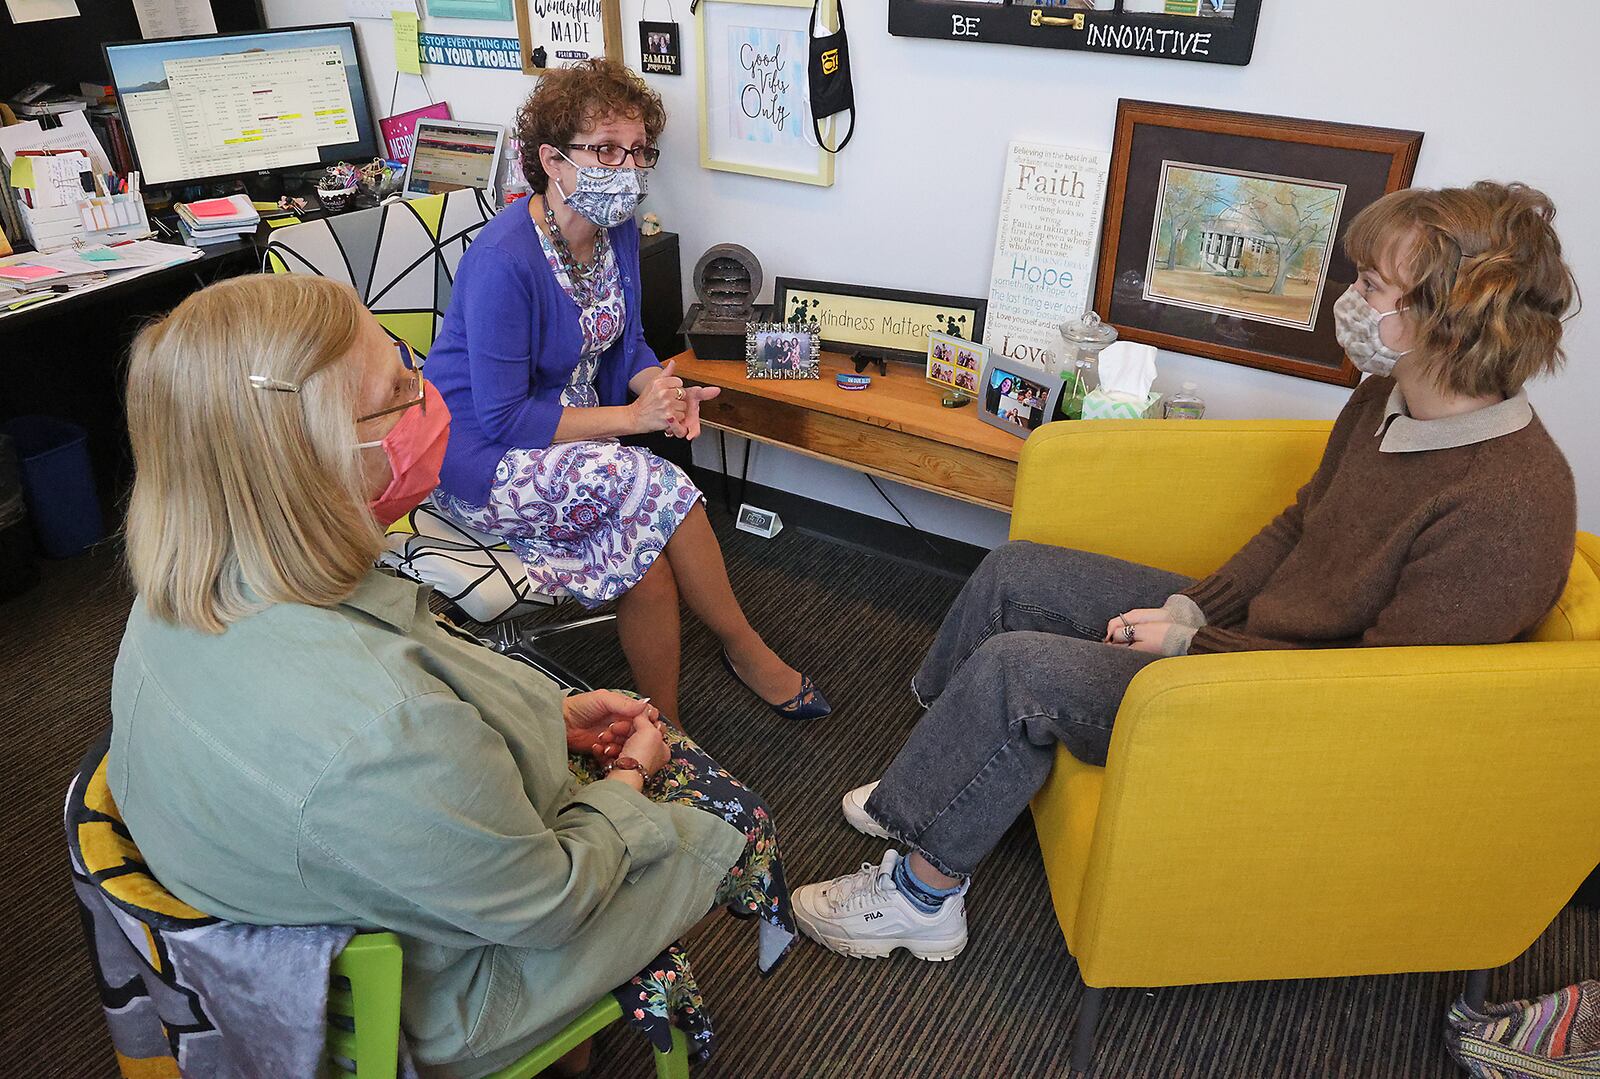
[2,416,106,559]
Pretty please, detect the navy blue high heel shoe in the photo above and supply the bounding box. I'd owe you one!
[720,651,833,720]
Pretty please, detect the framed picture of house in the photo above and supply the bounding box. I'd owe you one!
[1094,100,1423,386]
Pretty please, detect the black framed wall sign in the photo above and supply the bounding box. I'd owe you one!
[887,0,1261,66]
[773,277,988,365]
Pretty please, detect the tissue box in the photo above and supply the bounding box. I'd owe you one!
[1082,389,1162,420]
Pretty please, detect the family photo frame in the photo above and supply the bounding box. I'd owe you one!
[926,331,986,398]
[1095,100,1423,386]
[746,321,822,379]
[976,352,1061,437]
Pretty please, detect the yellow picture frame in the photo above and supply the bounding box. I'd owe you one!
[697,0,836,187]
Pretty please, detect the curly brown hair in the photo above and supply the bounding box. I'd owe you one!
[1343,181,1579,397]
[513,60,666,194]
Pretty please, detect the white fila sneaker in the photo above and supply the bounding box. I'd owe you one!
[793,850,968,962]
[842,781,891,840]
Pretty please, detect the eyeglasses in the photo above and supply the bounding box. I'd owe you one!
[355,340,426,424]
[564,143,660,168]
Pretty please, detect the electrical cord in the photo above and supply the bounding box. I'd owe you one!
[865,473,957,565]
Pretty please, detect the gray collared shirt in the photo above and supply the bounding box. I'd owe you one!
[1375,384,1533,453]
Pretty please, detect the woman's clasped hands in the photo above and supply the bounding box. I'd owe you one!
[630,360,720,440]
[1103,607,1174,655]
[562,689,671,765]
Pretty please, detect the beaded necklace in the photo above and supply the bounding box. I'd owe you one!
[541,197,601,305]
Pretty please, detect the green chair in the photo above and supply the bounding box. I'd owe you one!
[328,932,690,1079]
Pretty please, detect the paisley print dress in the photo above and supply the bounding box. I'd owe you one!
[434,224,702,607]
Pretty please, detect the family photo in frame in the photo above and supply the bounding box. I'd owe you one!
[746,321,822,379]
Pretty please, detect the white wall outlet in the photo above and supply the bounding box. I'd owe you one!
[735,503,783,539]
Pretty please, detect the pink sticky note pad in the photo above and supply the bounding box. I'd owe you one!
[0,265,63,281]
[189,197,241,218]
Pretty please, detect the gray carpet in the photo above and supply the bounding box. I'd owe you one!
[2,509,1596,1078]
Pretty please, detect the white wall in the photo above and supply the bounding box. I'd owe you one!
[269,0,1600,545]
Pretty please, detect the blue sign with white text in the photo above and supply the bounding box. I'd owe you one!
[417,34,522,70]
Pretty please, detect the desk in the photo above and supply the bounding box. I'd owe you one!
[671,349,1021,511]
[1,233,262,497]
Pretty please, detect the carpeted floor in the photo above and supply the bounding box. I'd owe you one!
[2,508,1596,1078]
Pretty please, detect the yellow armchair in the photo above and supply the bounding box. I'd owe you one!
[1014,420,1600,1073]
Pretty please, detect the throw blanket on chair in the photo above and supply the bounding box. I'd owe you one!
[64,737,399,1079]
[1447,981,1600,1078]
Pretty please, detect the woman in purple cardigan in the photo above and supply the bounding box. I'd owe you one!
[428,61,829,726]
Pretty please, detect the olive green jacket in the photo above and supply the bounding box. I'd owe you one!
[109,570,745,1076]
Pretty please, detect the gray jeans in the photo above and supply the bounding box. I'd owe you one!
[864,541,1191,877]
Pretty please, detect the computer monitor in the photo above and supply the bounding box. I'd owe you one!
[103,23,379,189]
[402,118,505,199]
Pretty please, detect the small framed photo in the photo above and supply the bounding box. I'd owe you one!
[926,332,986,398]
[977,354,1061,438]
[745,321,821,379]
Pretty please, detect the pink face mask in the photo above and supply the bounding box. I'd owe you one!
[359,381,451,527]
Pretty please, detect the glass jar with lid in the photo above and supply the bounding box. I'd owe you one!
[1057,311,1118,420]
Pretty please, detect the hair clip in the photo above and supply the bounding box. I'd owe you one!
[248,374,301,393]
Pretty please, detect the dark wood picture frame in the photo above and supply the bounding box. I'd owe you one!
[888,0,1262,66]
[1095,100,1423,386]
[772,276,988,366]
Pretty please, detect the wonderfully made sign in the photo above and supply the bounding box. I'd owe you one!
[418,34,522,69]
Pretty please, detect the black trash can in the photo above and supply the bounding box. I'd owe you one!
[0,431,40,599]
[1,416,106,559]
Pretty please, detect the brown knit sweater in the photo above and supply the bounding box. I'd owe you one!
[1182,375,1576,654]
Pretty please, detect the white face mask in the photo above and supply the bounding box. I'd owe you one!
[1333,285,1411,377]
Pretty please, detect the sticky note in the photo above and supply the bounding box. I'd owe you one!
[189,196,241,218]
[393,11,422,75]
[9,157,36,188]
[0,264,64,281]
[265,216,298,228]
[80,248,120,262]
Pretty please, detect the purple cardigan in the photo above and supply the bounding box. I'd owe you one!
[427,205,659,505]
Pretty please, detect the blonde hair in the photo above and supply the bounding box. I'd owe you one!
[125,275,382,633]
[1343,181,1578,397]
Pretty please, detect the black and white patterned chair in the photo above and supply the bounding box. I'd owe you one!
[267,193,613,690]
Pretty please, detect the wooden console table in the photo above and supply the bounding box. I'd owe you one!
[669,349,1021,511]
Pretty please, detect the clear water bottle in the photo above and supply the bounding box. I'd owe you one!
[1163,382,1206,420]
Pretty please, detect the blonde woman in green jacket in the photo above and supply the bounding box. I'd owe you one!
[111,274,794,1077]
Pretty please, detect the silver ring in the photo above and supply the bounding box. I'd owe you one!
[1122,623,1136,644]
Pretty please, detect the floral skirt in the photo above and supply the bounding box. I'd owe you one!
[434,441,702,609]
[568,727,796,1062]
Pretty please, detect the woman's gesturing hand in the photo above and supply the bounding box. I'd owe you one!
[563,690,659,762]
[673,384,721,440]
[630,360,690,434]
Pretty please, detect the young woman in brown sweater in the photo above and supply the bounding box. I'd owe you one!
[793,181,1580,961]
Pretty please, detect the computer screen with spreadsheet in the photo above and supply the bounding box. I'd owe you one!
[104,24,379,187]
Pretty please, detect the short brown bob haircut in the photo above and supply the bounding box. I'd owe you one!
[514,59,666,195]
[1343,181,1578,398]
